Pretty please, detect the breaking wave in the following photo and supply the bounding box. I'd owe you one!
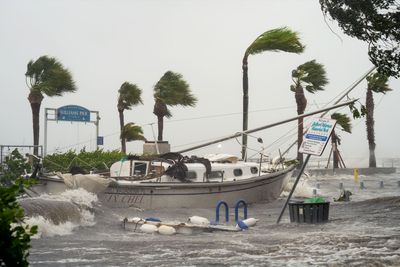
[19,188,97,238]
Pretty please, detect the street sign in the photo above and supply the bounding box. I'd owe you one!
[97,136,104,146]
[57,105,90,122]
[299,117,336,156]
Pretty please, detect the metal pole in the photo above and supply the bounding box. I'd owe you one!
[95,111,100,150]
[44,108,48,156]
[177,99,356,154]
[276,154,311,224]
[149,123,160,154]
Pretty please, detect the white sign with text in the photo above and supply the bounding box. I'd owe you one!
[299,117,337,156]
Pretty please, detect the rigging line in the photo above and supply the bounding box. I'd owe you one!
[53,101,333,153]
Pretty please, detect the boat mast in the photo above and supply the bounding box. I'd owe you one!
[177,99,357,154]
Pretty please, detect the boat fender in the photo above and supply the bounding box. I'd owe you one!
[188,216,210,226]
[127,217,144,224]
[140,224,158,234]
[242,218,258,227]
[158,225,176,235]
[236,218,259,230]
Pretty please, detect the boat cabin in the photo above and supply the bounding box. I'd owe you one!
[110,158,261,182]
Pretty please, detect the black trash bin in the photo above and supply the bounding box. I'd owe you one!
[288,200,330,223]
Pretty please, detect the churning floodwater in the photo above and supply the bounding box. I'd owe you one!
[22,171,400,267]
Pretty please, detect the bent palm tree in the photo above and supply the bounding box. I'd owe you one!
[291,60,328,166]
[153,71,197,141]
[117,82,143,153]
[120,123,146,153]
[365,72,391,167]
[25,56,76,156]
[242,27,304,159]
[330,113,352,168]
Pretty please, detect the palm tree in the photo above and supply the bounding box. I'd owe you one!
[25,56,76,156]
[117,82,143,153]
[242,27,304,159]
[365,72,391,167]
[120,123,146,152]
[291,60,328,166]
[330,113,352,168]
[153,71,197,141]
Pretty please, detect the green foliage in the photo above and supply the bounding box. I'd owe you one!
[43,149,125,173]
[0,149,31,186]
[246,27,305,56]
[366,72,392,94]
[0,179,38,266]
[153,71,197,119]
[292,60,329,93]
[154,71,197,107]
[320,0,400,78]
[331,112,352,133]
[121,123,147,142]
[117,82,143,111]
[349,102,367,119]
[25,55,76,96]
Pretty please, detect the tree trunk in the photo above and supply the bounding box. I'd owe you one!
[157,115,164,141]
[295,85,307,168]
[118,109,126,154]
[242,55,249,160]
[28,92,44,156]
[331,131,339,169]
[366,89,376,167]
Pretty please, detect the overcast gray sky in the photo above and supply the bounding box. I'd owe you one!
[0,0,399,166]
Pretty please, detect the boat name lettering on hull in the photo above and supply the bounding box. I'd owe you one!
[106,194,144,204]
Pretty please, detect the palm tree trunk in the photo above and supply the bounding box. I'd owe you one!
[331,131,339,168]
[157,115,164,141]
[366,89,376,167]
[28,92,43,156]
[295,85,307,168]
[118,109,126,154]
[242,55,249,160]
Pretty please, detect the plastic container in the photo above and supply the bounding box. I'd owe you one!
[288,200,330,223]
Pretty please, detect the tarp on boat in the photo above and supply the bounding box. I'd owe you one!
[204,154,239,163]
[56,172,111,193]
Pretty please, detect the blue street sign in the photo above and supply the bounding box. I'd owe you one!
[57,105,90,122]
[97,136,104,146]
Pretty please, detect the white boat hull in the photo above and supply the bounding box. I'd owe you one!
[29,165,294,209]
[99,166,295,209]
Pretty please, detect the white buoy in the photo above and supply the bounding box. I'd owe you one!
[140,224,158,234]
[188,216,210,226]
[242,218,259,227]
[158,225,176,235]
[127,217,143,224]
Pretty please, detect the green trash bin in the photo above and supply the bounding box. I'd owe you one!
[288,199,330,224]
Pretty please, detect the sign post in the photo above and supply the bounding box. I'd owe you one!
[277,117,336,224]
[44,105,100,156]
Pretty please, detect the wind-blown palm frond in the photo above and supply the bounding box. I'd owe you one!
[120,123,146,142]
[153,71,197,141]
[118,82,143,111]
[154,71,197,107]
[25,55,76,156]
[241,27,304,160]
[25,55,76,96]
[366,72,392,94]
[246,27,305,56]
[331,113,352,133]
[292,60,328,93]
